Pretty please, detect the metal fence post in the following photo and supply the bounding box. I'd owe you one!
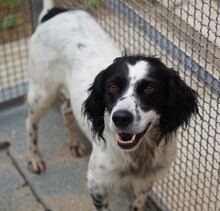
[29,0,43,31]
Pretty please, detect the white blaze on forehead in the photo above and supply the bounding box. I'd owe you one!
[127,60,149,82]
[121,60,149,97]
[109,60,159,134]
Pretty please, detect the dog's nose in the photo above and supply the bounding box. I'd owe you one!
[112,110,134,128]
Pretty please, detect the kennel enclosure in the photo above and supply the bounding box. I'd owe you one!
[0,0,219,210]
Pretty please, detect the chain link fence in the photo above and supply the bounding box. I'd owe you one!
[0,0,32,104]
[57,1,220,210]
[0,0,219,210]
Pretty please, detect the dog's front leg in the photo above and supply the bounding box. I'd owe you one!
[87,172,110,211]
[130,183,152,211]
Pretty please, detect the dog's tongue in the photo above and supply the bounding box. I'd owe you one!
[118,133,134,142]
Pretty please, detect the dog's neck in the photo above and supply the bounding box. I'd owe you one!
[122,125,176,178]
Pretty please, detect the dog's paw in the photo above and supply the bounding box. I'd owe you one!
[69,142,87,157]
[28,155,46,174]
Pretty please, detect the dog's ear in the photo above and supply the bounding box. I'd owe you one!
[160,69,199,138]
[82,70,106,140]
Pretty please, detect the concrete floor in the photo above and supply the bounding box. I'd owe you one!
[0,102,158,211]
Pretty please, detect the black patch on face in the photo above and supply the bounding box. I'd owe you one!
[83,57,130,139]
[136,77,167,113]
[144,57,199,138]
[104,82,128,110]
[83,55,198,140]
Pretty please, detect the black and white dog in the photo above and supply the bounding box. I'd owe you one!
[26,2,198,210]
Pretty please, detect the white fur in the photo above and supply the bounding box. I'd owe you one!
[27,9,177,210]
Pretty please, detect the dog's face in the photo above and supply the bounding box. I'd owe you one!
[83,55,198,151]
[104,59,164,150]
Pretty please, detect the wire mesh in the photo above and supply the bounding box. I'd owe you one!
[0,0,219,210]
[0,0,31,104]
[57,1,219,210]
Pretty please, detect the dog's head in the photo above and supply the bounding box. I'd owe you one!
[83,55,198,150]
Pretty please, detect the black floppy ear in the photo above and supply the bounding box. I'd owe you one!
[160,70,199,137]
[82,70,106,140]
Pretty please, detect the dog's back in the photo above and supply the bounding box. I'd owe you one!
[27,7,120,131]
[29,9,119,81]
[26,4,120,173]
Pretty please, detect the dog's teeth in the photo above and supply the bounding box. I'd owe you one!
[116,134,136,144]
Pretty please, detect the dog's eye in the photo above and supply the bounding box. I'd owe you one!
[145,85,157,93]
[107,83,118,94]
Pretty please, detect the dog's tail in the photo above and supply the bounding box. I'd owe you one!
[43,0,54,9]
[38,0,54,23]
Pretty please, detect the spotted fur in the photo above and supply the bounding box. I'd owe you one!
[26,3,198,210]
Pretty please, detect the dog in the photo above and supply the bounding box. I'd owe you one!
[26,2,199,211]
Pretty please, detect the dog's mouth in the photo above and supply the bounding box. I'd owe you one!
[116,123,151,150]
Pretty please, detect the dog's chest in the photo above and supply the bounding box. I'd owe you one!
[119,153,164,179]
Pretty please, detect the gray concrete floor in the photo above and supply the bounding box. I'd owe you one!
[0,103,158,211]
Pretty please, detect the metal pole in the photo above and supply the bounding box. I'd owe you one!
[29,0,43,32]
